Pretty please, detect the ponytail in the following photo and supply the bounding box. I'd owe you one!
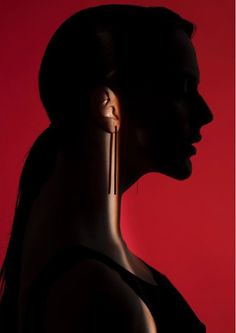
[0,124,60,333]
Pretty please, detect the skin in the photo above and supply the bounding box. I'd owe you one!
[20,28,213,289]
[120,29,213,185]
[18,27,214,333]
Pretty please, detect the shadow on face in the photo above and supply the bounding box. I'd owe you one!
[123,29,214,181]
[38,6,213,183]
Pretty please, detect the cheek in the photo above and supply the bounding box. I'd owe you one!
[143,103,192,159]
[134,99,192,158]
[159,101,191,142]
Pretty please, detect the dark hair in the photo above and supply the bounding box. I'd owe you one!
[0,4,195,332]
[39,4,196,126]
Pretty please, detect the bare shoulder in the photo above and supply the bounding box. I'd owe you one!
[42,259,145,333]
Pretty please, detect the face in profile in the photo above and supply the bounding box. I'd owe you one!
[128,29,213,180]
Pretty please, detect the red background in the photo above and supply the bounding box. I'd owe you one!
[0,0,234,332]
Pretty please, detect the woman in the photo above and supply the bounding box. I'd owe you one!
[0,4,213,333]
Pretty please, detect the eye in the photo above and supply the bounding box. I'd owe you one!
[159,75,199,100]
[180,78,199,98]
[183,79,188,93]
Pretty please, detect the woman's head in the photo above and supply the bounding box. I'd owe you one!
[0,6,214,332]
[39,4,213,182]
[39,5,194,122]
[121,28,213,182]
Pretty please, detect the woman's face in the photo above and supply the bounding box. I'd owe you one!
[127,29,214,180]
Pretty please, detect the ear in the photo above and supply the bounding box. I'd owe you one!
[90,86,121,133]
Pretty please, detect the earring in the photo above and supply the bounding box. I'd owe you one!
[114,125,117,195]
[108,126,117,195]
[108,131,113,194]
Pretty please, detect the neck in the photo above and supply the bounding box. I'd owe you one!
[27,123,127,255]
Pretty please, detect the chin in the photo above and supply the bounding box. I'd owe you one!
[157,157,193,180]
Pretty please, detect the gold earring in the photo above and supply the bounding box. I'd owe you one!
[114,125,117,195]
[108,126,117,195]
[108,131,113,194]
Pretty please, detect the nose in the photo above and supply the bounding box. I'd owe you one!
[193,93,214,127]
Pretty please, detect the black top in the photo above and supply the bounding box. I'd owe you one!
[22,244,206,333]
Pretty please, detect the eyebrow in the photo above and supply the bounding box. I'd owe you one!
[182,69,200,85]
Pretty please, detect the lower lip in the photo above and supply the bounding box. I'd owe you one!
[187,144,197,156]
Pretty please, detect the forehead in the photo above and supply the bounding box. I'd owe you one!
[143,29,200,85]
[162,29,200,83]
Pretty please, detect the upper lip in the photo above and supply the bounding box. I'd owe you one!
[189,135,202,144]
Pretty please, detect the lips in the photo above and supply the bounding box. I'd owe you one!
[186,134,201,156]
[189,135,202,144]
[176,143,197,157]
[174,134,201,157]
[187,144,197,155]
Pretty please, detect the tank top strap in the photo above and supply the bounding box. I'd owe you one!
[22,244,148,333]
[22,244,206,333]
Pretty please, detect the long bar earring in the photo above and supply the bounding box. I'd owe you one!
[114,126,117,195]
[108,131,113,194]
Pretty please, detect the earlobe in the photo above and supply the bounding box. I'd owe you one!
[90,86,120,133]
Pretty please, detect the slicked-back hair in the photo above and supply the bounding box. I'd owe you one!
[0,5,195,332]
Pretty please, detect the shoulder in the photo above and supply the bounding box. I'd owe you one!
[42,258,143,333]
